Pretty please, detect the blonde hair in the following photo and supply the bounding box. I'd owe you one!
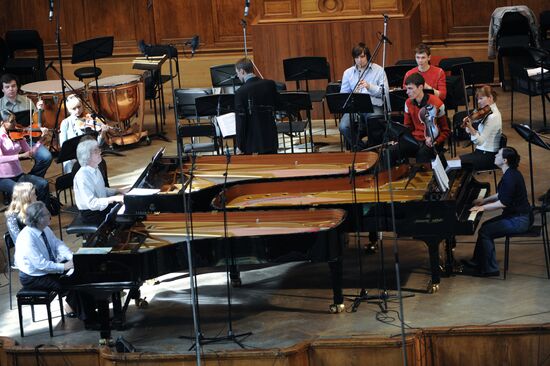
[5,182,37,223]
[65,94,82,111]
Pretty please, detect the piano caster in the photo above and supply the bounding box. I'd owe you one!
[231,278,242,287]
[329,303,345,314]
[427,282,440,294]
[135,297,148,308]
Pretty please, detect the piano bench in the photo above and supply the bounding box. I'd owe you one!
[504,224,549,280]
[66,214,99,246]
[17,289,64,337]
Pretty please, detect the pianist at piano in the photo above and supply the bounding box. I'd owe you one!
[14,201,95,321]
[73,139,125,225]
[466,147,532,277]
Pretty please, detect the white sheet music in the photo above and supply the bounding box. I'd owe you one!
[215,112,236,138]
[431,155,449,191]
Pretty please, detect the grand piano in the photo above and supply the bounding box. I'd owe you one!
[66,205,348,339]
[123,148,378,213]
[210,163,490,292]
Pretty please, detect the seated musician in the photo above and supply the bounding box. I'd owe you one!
[464,147,532,277]
[402,43,447,101]
[399,73,450,163]
[234,57,279,154]
[59,94,110,173]
[459,85,502,170]
[339,42,390,151]
[0,110,52,210]
[5,182,36,244]
[14,201,96,320]
[0,74,52,179]
[73,139,125,225]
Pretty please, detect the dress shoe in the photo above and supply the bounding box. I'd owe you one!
[460,259,479,268]
[365,241,378,255]
[473,270,500,278]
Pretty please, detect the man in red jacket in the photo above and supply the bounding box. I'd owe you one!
[401,72,450,163]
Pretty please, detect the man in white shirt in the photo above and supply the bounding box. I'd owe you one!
[73,139,125,225]
[15,201,94,320]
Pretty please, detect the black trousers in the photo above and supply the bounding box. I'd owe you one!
[20,273,97,321]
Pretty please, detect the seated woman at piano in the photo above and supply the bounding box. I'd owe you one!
[5,182,36,243]
[465,147,532,277]
[73,139,125,225]
[0,109,52,210]
[459,85,502,171]
[59,94,110,179]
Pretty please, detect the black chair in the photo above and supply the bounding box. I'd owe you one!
[17,288,65,337]
[275,91,313,153]
[0,37,9,71]
[541,10,550,51]
[174,88,210,121]
[503,203,549,280]
[509,62,550,127]
[3,30,46,83]
[74,66,102,83]
[438,57,474,72]
[54,173,75,240]
[283,57,331,136]
[4,232,16,310]
[496,11,535,89]
[384,65,411,88]
[65,213,100,246]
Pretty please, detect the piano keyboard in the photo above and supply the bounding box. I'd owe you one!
[467,188,487,221]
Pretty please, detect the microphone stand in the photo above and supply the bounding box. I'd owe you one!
[240,11,263,78]
[167,48,202,366]
[202,144,252,348]
[379,14,410,366]
[343,24,386,313]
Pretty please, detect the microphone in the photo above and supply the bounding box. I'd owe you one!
[190,35,199,55]
[244,0,250,17]
[49,0,54,21]
[380,34,392,45]
[382,13,389,22]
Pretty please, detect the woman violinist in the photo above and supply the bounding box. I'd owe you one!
[0,109,52,209]
[58,94,110,185]
[459,85,502,170]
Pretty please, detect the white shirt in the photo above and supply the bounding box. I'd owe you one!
[470,103,502,152]
[74,165,117,211]
[340,63,390,108]
[14,226,73,276]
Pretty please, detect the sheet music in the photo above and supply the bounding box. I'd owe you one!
[127,188,160,195]
[76,247,112,254]
[215,112,236,137]
[431,155,449,191]
[446,159,462,171]
[526,67,548,77]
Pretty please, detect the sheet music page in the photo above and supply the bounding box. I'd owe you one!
[526,67,548,77]
[446,159,462,171]
[76,247,112,254]
[127,188,160,195]
[431,155,449,191]
[215,112,236,137]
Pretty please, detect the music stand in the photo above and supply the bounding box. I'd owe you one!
[326,92,373,151]
[56,133,98,165]
[512,123,550,205]
[210,64,243,93]
[276,92,314,152]
[72,36,114,113]
[283,57,329,84]
[195,94,236,117]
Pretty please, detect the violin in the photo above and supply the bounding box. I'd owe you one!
[419,104,440,143]
[8,124,49,140]
[461,105,492,128]
[75,113,121,132]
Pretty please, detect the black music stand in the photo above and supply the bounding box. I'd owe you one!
[72,36,114,113]
[277,91,314,152]
[210,64,243,93]
[326,92,373,151]
[56,133,98,165]
[195,94,236,117]
[512,123,550,205]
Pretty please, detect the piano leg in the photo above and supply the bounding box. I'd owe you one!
[328,257,345,313]
[230,264,242,287]
[423,238,441,293]
[96,299,112,339]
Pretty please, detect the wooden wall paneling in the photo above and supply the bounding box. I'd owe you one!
[261,0,296,19]
[212,0,252,47]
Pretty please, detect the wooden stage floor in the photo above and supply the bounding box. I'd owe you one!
[0,86,549,362]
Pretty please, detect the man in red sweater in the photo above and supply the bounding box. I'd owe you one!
[401,72,450,163]
[402,43,447,101]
